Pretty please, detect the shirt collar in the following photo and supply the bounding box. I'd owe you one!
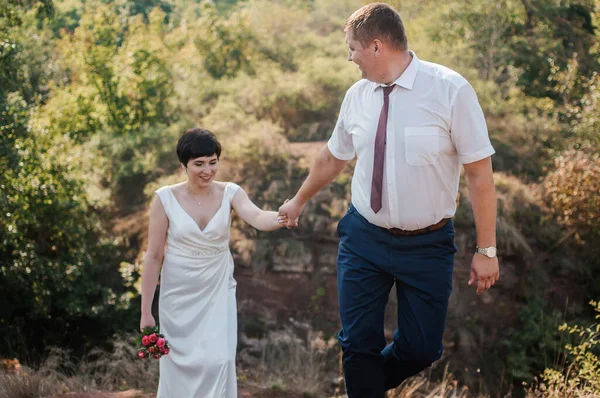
[375,50,419,91]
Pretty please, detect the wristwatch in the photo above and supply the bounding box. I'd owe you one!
[476,246,497,258]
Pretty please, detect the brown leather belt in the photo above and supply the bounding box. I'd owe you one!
[387,218,451,237]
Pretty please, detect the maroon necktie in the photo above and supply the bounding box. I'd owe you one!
[370,85,394,214]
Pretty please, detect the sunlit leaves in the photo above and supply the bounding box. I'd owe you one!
[541,150,600,243]
[194,2,257,79]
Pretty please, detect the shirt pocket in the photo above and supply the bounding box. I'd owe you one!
[404,126,446,166]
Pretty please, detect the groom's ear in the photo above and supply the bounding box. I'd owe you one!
[372,39,383,54]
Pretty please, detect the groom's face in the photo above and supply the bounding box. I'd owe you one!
[345,29,375,81]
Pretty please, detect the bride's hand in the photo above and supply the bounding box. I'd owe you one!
[140,313,156,332]
[277,214,289,226]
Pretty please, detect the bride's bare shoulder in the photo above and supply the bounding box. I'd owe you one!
[167,182,187,195]
[213,181,229,192]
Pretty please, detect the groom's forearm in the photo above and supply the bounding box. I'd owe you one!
[295,145,347,205]
[464,157,497,248]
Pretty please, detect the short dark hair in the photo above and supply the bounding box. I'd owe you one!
[176,128,222,165]
[345,3,408,51]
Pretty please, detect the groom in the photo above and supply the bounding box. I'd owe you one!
[278,3,499,397]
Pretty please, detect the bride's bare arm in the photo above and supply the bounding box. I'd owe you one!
[140,196,168,330]
[231,188,286,231]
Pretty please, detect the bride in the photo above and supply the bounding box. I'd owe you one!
[140,127,287,397]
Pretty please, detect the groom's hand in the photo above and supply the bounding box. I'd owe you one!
[468,254,499,295]
[278,198,304,228]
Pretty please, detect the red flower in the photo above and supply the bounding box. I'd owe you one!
[156,338,166,348]
[148,346,157,354]
[163,348,170,355]
[141,336,150,346]
[153,354,161,359]
[149,334,158,343]
[137,350,146,359]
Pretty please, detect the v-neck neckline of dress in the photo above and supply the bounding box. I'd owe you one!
[168,183,228,234]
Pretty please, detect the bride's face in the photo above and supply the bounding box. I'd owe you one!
[185,154,219,187]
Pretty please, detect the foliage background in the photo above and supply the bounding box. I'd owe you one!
[1,0,599,396]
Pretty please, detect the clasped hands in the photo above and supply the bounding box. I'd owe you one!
[277,198,302,229]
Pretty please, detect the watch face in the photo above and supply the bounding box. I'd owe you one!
[487,247,497,258]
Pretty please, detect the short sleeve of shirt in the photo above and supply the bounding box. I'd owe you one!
[450,83,495,164]
[327,91,355,160]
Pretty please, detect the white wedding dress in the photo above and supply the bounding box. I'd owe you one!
[155,182,240,398]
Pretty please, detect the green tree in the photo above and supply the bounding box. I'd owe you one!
[46,3,175,208]
[0,0,134,361]
[194,2,257,79]
[450,0,599,101]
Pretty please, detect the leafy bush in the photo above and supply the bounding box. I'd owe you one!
[540,150,600,244]
[528,300,600,397]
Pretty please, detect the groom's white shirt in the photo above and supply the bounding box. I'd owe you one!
[328,51,494,231]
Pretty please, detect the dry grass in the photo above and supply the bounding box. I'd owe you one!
[238,328,339,396]
[328,364,489,398]
[0,370,57,398]
[0,335,159,398]
[77,336,159,391]
[238,328,497,398]
[387,365,481,398]
[4,326,597,398]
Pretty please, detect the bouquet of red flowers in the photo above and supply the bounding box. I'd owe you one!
[137,326,170,359]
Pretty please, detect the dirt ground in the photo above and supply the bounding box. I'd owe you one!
[48,385,306,398]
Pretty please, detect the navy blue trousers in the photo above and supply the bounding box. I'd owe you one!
[336,205,456,397]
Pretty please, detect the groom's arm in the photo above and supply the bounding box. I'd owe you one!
[279,144,348,226]
[464,157,499,294]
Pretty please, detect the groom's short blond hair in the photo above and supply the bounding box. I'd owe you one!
[345,3,408,51]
